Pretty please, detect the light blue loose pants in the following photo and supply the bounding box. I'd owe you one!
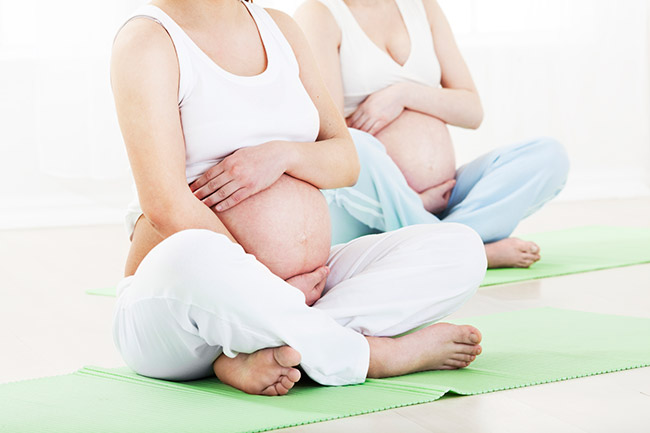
[323,128,570,245]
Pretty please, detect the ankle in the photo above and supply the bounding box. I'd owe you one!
[366,336,408,378]
[213,352,237,379]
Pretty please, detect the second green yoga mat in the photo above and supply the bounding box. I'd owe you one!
[3,308,650,433]
[86,225,650,297]
[481,225,650,286]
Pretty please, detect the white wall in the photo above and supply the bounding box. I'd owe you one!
[442,0,650,201]
[0,0,138,228]
[0,0,648,229]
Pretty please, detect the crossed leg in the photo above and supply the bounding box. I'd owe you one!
[327,129,569,268]
[113,224,486,396]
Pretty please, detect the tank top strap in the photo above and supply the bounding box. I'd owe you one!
[116,5,196,105]
[395,0,435,59]
[243,1,299,75]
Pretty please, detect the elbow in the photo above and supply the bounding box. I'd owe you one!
[468,98,484,130]
[147,212,180,238]
[346,155,361,186]
[469,111,483,130]
[142,201,187,237]
[342,137,361,187]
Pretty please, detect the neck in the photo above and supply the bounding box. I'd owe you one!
[153,0,243,26]
[346,0,391,6]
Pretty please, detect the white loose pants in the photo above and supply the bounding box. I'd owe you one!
[112,223,486,386]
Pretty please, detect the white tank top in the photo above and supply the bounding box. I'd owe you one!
[120,1,320,238]
[317,0,441,117]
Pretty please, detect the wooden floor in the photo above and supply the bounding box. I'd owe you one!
[1,198,649,433]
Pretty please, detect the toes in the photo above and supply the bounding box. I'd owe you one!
[451,353,476,362]
[445,359,471,368]
[456,343,482,356]
[262,381,291,396]
[470,327,482,344]
[280,375,296,391]
[453,325,480,345]
[520,241,540,255]
[274,382,290,396]
[530,242,540,254]
[273,346,301,367]
[518,253,540,268]
[261,384,279,396]
[286,367,301,382]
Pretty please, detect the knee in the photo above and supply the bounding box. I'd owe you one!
[113,298,218,382]
[531,137,570,187]
[445,223,487,289]
[413,223,487,290]
[145,229,232,273]
[408,223,486,311]
[133,229,242,301]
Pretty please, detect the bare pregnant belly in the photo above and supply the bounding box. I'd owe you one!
[126,175,331,281]
[215,174,331,280]
[374,109,456,193]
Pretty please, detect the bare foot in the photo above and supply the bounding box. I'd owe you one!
[484,237,541,268]
[366,323,482,378]
[213,346,302,396]
[285,266,329,306]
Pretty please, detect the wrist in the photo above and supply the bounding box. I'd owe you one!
[393,82,412,108]
[273,140,298,174]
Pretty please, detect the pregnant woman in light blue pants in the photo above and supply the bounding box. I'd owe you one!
[324,128,570,267]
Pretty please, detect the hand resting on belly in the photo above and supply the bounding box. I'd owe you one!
[374,109,457,194]
[189,143,333,281]
[216,174,332,281]
[125,173,332,305]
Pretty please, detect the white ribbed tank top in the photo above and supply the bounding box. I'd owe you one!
[120,1,320,238]
[317,0,441,117]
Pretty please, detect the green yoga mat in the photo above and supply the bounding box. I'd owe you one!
[481,225,650,286]
[3,308,650,433]
[86,225,650,297]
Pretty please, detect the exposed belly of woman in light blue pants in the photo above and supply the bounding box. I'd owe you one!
[323,128,570,245]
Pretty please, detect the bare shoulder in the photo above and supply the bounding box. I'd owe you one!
[266,8,305,46]
[112,18,178,83]
[265,8,301,39]
[266,5,340,53]
[295,0,330,15]
[294,0,340,41]
[294,0,337,27]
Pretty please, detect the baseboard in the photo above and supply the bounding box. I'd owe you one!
[0,205,125,230]
[557,172,650,201]
[1,174,648,230]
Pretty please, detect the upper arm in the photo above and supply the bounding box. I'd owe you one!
[111,19,189,224]
[291,2,345,117]
[267,8,350,143]
[422,0,479,94]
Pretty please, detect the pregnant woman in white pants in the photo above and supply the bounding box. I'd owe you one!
[111,0,486,396]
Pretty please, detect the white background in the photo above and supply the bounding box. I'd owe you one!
[0,0,648,229]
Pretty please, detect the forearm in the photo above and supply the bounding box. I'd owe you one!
[399,82,483,129]
[281,135,360,189]
[146,191,236,242]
